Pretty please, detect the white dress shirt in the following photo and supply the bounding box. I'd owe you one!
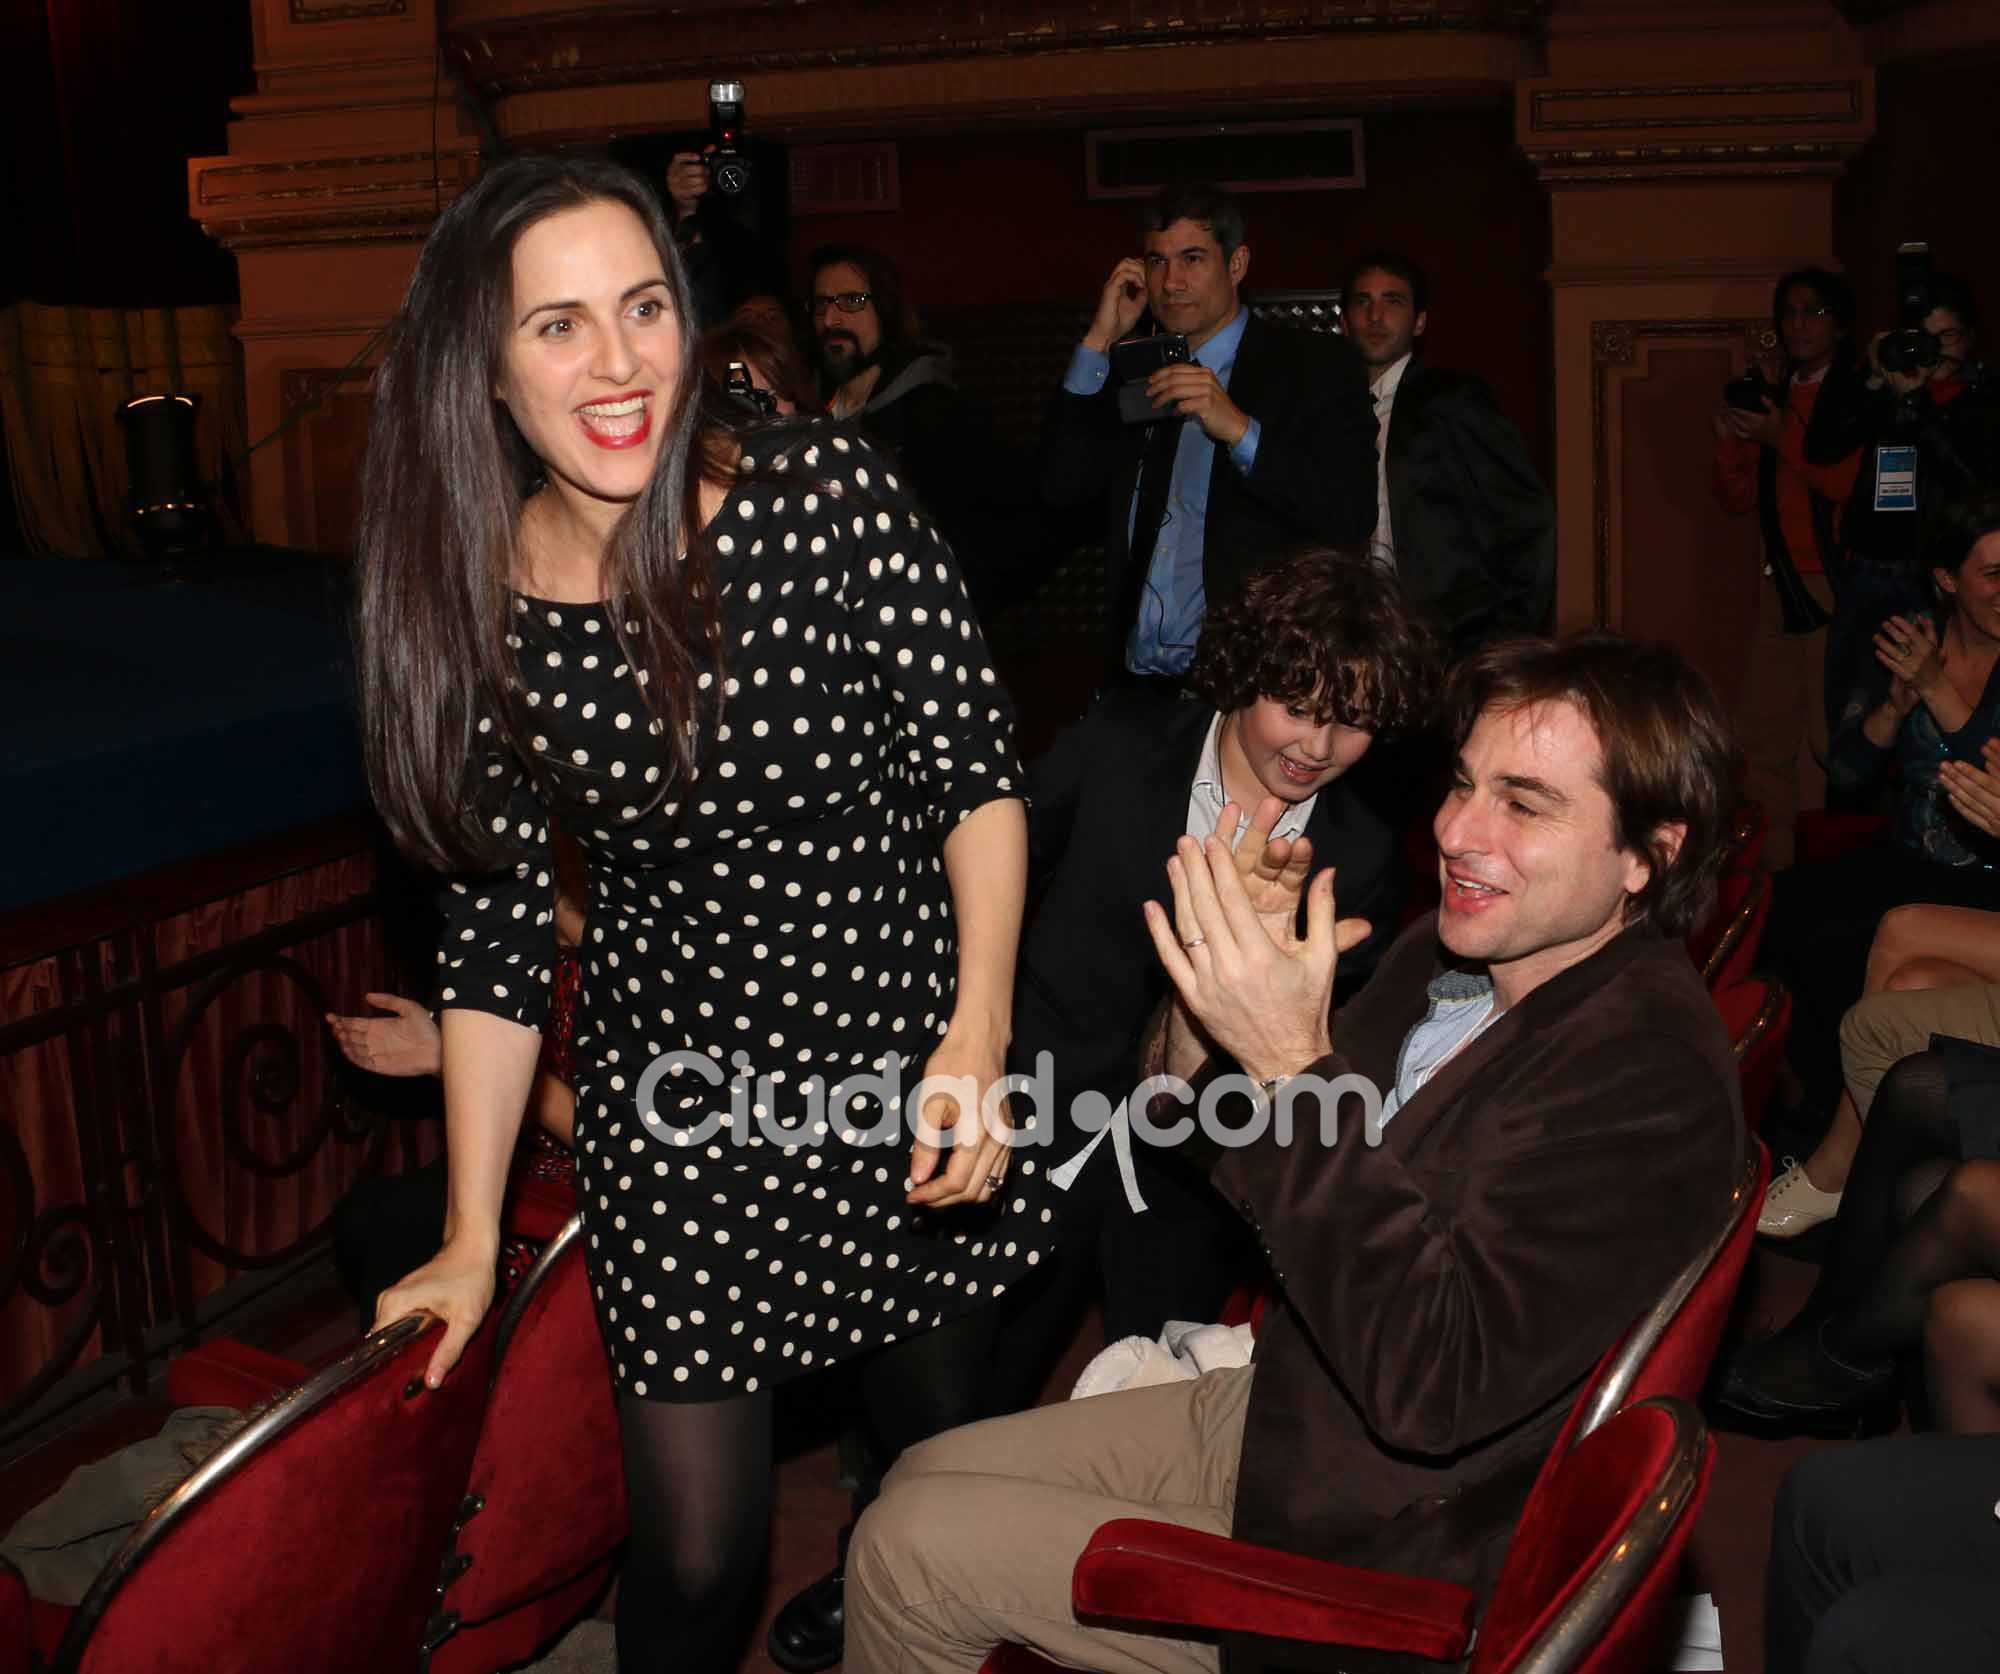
[1367,351,1414,571]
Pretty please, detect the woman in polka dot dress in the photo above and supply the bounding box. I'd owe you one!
[353,156,1050,1673]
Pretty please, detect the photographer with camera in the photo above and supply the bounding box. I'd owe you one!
[662,81,787,328]
[1807,255,2000,737]
[1711,267,1864,867]
[1039,181,1377,690]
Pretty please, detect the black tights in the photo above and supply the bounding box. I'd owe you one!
[1802,1049,1958,1345]
[1789,1050,2000,1367]
[613,1306,999,1672]
[615,1387,773,1674]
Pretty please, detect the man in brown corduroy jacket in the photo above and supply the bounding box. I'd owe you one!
[845,634,1744,1674]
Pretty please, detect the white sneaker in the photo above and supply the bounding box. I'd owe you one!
[1757,1157,1843,1238]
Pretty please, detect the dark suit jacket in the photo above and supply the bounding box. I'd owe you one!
[1039,314,1379,662]
[1384,363,1555,656]
[1209,921,1741,1598]
[1011,694,1403,1136]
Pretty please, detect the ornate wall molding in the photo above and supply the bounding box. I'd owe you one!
[1527,79,1864,133]
[190,148,480,250]
[1518,69,1874,183]
[442,0,1549,99]
[1590,317,1774,624]
[291,0,408,19]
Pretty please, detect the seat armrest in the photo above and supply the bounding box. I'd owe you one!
[167,1338,307,1408]
[1073,1520,1477,1661]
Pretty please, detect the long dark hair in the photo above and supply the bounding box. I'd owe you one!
[355,153,727,873]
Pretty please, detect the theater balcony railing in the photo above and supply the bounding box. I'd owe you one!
[0,816,436,1455]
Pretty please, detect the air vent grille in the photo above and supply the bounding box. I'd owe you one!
[789,142,900,214]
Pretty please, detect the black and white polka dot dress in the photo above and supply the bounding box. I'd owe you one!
[437,426,1051,1400]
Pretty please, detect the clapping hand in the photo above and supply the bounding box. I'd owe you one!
[1875,613,1944,697]
[1940,737,2000,839]
[1142,803,1370,1086]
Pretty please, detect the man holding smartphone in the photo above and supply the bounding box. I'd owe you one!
[1041,182,1378,689]
[1709,266,1863,866]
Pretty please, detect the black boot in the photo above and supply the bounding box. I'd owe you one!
[1709,1318,1899,1439]
[767,1527,849,1673]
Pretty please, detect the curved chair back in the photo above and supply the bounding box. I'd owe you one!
[1694,871,1769,993]
[1715,976,1790,1131]
[1579,1134,1766,1442]
[1529,1133,1765,1489]
[1472,1398,1713,1674]
[425,1214,626,1673]
[50,1310,496,1674]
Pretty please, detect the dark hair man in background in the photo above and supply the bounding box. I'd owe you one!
[806,242,1024,614]
[1711,266,1864,868]
[1340,249,1555,657]
[1041,182,1378,690]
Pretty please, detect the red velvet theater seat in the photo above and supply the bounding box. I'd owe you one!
[0,1559,34,1674]
[40,1311,497,1674]
[1062,1397,1711,1674]
[1690,869,1770,994]
[1715,976,1791,1132]
[426,1215,628,1673]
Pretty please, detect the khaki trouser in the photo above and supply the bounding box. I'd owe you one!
[1841,983,2000,1118]
[1736,569,1834,872]
[845,1366,1254,1674]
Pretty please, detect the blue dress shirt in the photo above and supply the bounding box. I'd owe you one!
[1063,309,1262,675]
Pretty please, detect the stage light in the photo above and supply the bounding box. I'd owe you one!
[118,393,214,558]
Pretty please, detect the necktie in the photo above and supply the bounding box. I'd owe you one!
[1128,418,1184,600]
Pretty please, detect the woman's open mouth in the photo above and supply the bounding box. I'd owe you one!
[577,393,652,449]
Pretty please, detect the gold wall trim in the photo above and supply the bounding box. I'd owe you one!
[1529,79,1864,134]
[444,0,1547,98]
[292,0,408,20]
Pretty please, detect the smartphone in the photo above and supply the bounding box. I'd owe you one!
[1112,333,1192,424]
[1723,368,1777,414]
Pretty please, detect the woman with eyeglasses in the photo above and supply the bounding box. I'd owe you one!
[352,154,1049,1674]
